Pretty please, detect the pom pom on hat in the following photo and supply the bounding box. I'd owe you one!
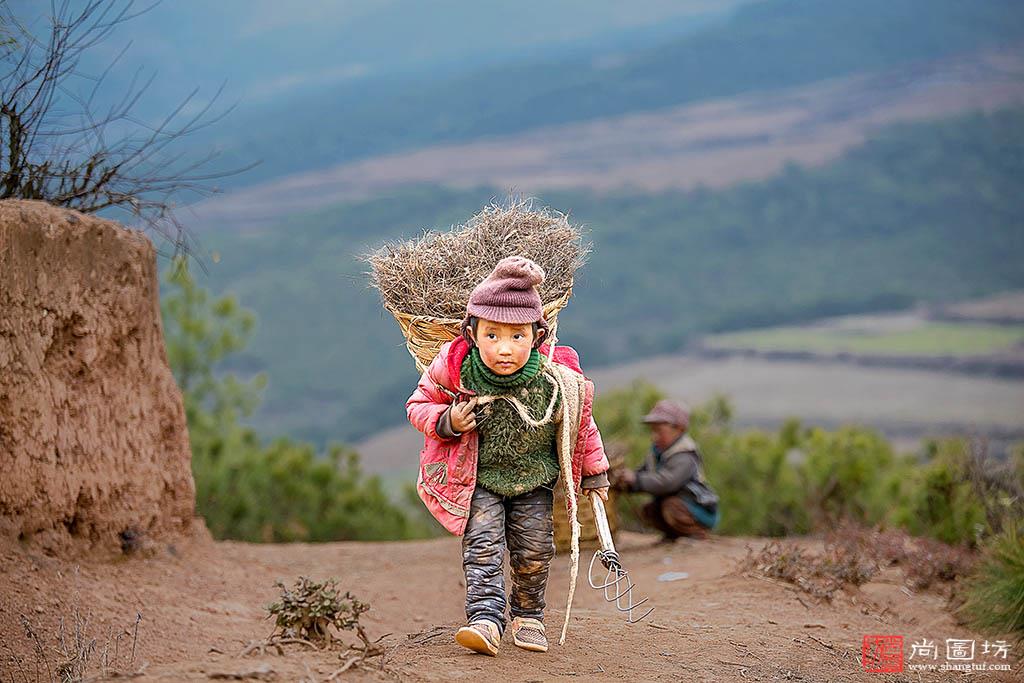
[491,256,545,287]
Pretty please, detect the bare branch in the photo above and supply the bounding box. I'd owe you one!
[0,0,255,260]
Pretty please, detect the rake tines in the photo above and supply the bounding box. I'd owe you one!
[587,492,654,624]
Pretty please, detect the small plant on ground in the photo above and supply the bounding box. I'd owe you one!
[255,577,389,677]
[267,576,369,644]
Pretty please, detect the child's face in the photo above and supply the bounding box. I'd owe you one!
[469,319,539,375]
[648,422,685,451]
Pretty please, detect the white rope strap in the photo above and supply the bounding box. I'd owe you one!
[533,322,583,645]
[551,362,583,646]
[474,367,561,428]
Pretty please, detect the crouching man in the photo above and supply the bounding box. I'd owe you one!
[615,400,719,542]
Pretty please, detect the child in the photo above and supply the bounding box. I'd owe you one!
[406,255,610,656]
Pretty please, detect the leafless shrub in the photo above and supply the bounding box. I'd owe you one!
[0,1,254,257]
[902,537,975,591]
[963,438,1024,535]
[8,608,143,682]
[742,540,878,602]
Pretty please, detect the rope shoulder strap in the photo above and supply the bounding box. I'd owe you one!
[537,324,591,645]
[545,361,588,645]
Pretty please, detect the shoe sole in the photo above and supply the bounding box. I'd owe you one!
[455,627,499,656]
[512,635,548,653]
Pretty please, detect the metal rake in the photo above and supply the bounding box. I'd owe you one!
[586,491,654,624]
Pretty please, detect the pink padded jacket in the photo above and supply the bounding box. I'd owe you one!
[405,335,609,535]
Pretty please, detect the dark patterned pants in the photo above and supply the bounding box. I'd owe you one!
[462,484,555,635]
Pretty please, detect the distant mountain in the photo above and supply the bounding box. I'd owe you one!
[196,0,1024,189]
[25,0,740,128]
[187,47,1024,233]
[192,109,1024,446]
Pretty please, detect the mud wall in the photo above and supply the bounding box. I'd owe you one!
[0,200,195,554]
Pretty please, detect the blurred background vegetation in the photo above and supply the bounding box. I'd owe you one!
[162,253,1023,550]
[161,258,435,542]
[594,382,1023,546]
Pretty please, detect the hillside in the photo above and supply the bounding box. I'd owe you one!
[193,109,1024,445]
[191,47,1024,233]
[194,0,1024,186]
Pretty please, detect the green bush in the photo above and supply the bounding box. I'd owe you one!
[800,426,911,530]
[162,258,427,542]
[959,524,1024,645]
[896,439,988,546]
[197,437,414,542]
[593,380,1018,545]
[708,428,809,537]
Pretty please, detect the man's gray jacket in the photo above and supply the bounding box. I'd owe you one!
[630,434,704,498]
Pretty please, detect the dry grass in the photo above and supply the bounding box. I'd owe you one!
[742,540,878,602]
[825,523,976,591]
[5,608,143,683]
[742,525,977,601]
[362,196,588,318]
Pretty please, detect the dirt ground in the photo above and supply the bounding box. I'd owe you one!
[2,526,1018,683]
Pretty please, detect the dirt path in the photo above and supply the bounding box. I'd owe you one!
[1,527,1018,682]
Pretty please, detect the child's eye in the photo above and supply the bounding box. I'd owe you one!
[513,334,524,340]
[486,333,496,339]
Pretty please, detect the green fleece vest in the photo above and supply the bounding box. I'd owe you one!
[460,348,561,497]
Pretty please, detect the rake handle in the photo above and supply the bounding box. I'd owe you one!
[588,490,616,555]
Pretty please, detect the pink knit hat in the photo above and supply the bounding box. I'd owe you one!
[466,256,545,324]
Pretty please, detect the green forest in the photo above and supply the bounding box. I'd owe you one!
[193,108,1024,446]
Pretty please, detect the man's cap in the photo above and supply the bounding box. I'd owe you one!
[641,400,690,430]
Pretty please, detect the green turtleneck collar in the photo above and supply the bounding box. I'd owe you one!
[463,347,543,393]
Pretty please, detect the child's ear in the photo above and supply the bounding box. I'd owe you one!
[534,327,546,346]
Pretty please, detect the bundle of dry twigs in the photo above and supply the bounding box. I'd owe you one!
[362,196,589,371]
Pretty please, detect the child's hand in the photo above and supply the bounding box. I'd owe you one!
[449,397,479,433]
[589,486,610,502]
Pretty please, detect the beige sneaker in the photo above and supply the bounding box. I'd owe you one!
[510,616,548,652]
[455,620,500,656]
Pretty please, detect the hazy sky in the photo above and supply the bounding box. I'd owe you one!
[5,0,746,120]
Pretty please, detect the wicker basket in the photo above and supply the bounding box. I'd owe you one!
[553,441,626,552]
[553,487,620,553]
[385,286,573,373]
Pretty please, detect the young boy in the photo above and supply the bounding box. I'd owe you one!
[406,256,610,656]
